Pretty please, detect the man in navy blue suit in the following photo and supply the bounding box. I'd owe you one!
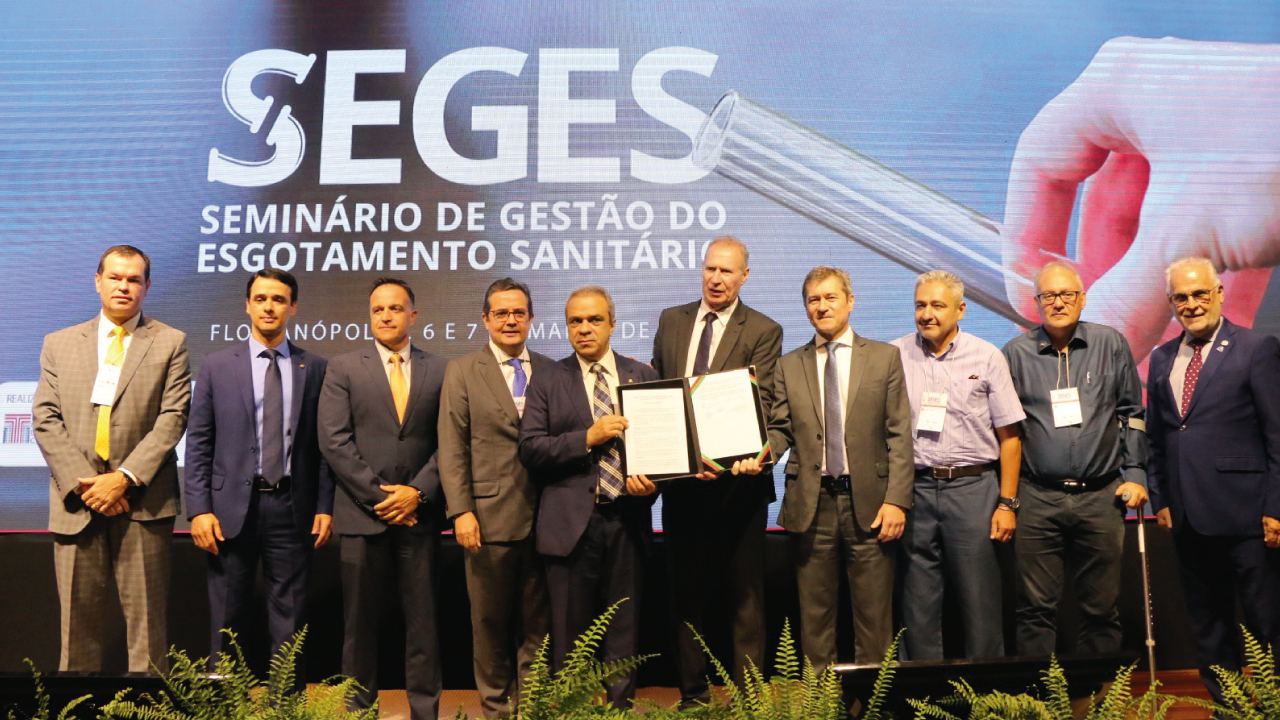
[184,269,333,673]
[517,286,659,707]
[1148,256,1280,701]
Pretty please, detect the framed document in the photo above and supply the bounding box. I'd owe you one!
[687,366,773,473]
[616,378,701,480]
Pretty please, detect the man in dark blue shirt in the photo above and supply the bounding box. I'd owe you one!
[1001,261,1147,656]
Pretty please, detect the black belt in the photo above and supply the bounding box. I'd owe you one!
[1029,472,1119,494]
[253,475,290,492]
[918,462,995,480]
[820,475,851,493]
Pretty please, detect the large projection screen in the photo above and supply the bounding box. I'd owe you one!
[2,1,1279,530]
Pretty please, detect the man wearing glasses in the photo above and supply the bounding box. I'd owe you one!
[439,278,551,718]
[1147,257,1280,702]
[1001,261,1148,657]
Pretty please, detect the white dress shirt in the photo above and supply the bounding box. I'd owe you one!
[683,298,739,377]
[489,340,532,395]
[97,311,142,483]
[814,327,854,475]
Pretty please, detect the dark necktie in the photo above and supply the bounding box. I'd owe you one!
[1180,339,1207,417]
[260,348,285,485]
[591,363,625,501]
[509,357,527,397]
[823,341,846,477]
[692,311,716,376]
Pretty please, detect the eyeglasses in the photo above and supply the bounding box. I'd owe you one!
[488,309,529,322]
[1168,289,1217,308]
[1034,290,1081,307]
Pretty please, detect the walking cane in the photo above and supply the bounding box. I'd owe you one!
[1123,490,1158,688]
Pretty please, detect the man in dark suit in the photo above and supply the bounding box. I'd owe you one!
[1148,256,1280,701]
[439,278,551,718]
[517,286,659,707]
[650,236,782,705]
[183,269,333,676]
[758,266,913,671]
[33,245,191,673]
[319,277,447,720]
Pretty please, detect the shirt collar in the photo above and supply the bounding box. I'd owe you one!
[1033,322,1089,354]
[813,326,855,349]
[916,327,964,359]
[99,310,141,338]
[577,349,618,378]
[375,340,412,365]
[489,339,530,364]
[696,297,738,323]
[249,335,291,359]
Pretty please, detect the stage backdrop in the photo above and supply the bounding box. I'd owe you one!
[2,1,1279,530]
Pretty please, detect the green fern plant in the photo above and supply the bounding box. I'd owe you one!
[513,599,656,719]
[6,660,92,720]
[1209,627,1280,720]
[100,628,376,720]
[687,618,849,720]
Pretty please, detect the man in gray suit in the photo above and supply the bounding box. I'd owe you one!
[33,245,192,673]
[319,277,447,720]
[439,278,551,718]
[650,236,782,706]
[752,266,913,671]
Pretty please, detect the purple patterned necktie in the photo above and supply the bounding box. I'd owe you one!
[591,363,625,500]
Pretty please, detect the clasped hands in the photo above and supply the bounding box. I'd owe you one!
[76,472,131,516]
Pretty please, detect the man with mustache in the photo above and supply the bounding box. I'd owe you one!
[892,270,1024,660]
[1001,261,1147,657]
[517,286,659,706]
[1147,256,1280,702]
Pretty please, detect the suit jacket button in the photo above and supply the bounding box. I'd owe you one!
[1180,425,1186,431]
[812,463,820,470]
[817,433,823,440]
[245,480,251,485]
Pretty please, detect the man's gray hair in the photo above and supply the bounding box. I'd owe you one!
[567,285,616,322]
[916,270,965,304]
[707,236,750,269]
[1165,256,1220,292]
[1033,260,1083,291]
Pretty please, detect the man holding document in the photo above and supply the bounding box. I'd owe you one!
[744,266,913,670]
[517,286,659,706]
[651,236,782,707]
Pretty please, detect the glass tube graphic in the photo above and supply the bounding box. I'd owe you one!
[693,91,1032,326]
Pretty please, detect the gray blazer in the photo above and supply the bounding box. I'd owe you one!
[33,315,192,534]
[438,346,552,543]
[318,345,447,536]
[768,332,913,534]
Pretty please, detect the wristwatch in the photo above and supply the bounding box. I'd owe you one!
[417,489,430,505]
[997,496,1020,512]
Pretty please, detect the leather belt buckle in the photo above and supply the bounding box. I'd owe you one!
[820,475,851,493]
[931,466,956,480]
[254,476,289,492]
[1060,479,1086,493]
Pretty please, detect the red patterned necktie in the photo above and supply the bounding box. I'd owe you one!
[1180,339,1207,417]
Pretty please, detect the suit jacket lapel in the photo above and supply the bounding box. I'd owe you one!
[844,333,869,422]
[361,349,400,422]
[288,343,307,438]
[75,319,100,403]
[479,351,520,425]
[403,347,430,426]
[234,343,257,436]
[799,342,822,424]
[1183,319,1235,418]
[568,357,595,429]
[112,315,154,405]
[710,303,747,373]
[673,303,698,375]
[1149,345,1180,425]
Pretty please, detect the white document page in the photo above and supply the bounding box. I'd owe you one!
[621,387,691,476]
[690,368,764,461]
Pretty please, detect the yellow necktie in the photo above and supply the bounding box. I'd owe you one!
[95,326,126,460]
[389,353,408,423]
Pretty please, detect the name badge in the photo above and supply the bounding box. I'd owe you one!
[1050,387,1083,428]
[90,364,122,407]
[917,391,948,433]
[514,396,526,417]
